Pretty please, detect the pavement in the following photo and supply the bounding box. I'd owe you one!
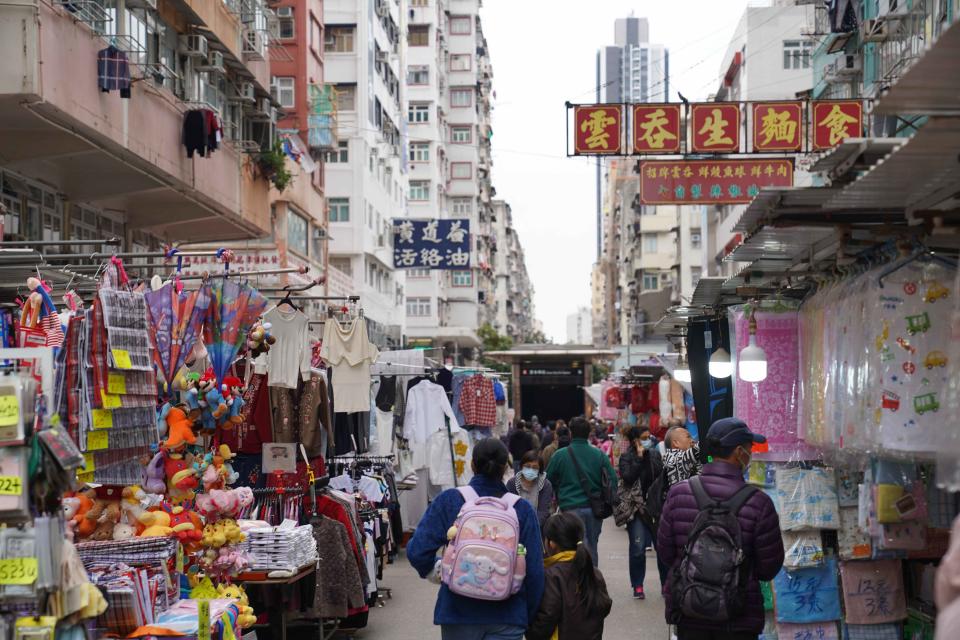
[357,523,672,639]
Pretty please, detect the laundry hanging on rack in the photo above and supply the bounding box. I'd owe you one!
[182,109,222,158]
[97,45,131,99]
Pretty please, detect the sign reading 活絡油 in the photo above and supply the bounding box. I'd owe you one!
[640,159,794,205]
[393,219,471,270]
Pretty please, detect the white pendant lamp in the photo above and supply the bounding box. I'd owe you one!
[738,309,767,382]
[674,341,692,383]
[709,347,733,378]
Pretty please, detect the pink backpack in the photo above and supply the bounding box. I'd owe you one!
[440,487,526,601]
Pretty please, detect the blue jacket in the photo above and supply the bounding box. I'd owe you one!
[407,475,545,628]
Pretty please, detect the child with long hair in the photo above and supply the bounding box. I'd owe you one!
[526,513,613,640]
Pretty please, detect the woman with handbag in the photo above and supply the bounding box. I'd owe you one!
[617,426,668,599]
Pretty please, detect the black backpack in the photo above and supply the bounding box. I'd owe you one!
[567,447,617,520]
[644,461,669,532]
[669,476,757,623]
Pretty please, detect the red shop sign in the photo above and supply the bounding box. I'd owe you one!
[573,105,623,155]
[639,159,794,205]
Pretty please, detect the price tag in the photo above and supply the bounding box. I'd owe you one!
[176,543,184,573]
[111,349,133,370]
[0,395,20,427]
[82,454,96,471]
[107,372,127,395]
[77,470,95,483]
[91,409,113,430]
[198,600,211,640]
[100,390,122,409]
[87,430,109,451]
[0,475,23,496]
[0,557,38,585]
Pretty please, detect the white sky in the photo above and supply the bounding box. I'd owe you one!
[481,0,752,342]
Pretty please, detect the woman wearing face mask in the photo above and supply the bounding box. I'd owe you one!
[618,427,668,599]
[508,450,555,529]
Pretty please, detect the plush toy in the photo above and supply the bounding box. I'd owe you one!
[156,402,172,438]
[201,522,227,548]
[143,451,167,495]
[164,454,198,503]
[220,519,245,546]
[120,486,147,526]
[90,503,121,541]
[189,575,220,600]
[138,510,174,537]
[198,369,228,433]
[113,523,137,541]
[163,405,196,449]
[73,489,97,539]
[218,444,239,486]
[182,372,202,422]
[213,547,250,575]
[247,321,275,358]
[63,497,81,542]
[221,376,245,427]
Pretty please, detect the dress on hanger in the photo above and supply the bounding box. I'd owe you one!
[320,318,379,414]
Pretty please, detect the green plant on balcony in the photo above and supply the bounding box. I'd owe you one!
[256,142,294,192]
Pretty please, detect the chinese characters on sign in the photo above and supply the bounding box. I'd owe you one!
[573,105,623,155]
[633,104,682,153]
[639,159,794,205]
[393,219,471,270]
[753,101,803,152]
[691,103,741,153]
[812,100,862,150]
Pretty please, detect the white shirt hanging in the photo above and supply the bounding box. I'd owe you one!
[263,306,312,389]
[403,380,460,444]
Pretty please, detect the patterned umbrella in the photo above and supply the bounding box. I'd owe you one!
[204,278,268,386]
[145,282,212,393]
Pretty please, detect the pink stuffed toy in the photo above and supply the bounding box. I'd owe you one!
[144,451,167,494]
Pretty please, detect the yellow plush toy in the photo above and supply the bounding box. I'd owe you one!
[201,522,227,548]
[138,510,174,537]
[189,575,220,600]
[220,519,246,546]
[218,583,256,629]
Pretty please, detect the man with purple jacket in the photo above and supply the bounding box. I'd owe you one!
[657,418,784,640]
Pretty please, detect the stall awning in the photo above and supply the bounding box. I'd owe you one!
[874,20,960,116]
[733,187,845,234]
[726,226,838,264]
[690,277,727,306]
[825,117,960,213]
[808,138,904,183]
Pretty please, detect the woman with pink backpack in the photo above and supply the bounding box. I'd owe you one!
[407,439,546,640]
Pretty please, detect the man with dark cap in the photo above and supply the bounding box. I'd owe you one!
[657,418,784,640]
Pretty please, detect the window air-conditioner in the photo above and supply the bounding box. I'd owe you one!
[276,6,292,17]
[197,51,225,74]
[178,34,209,58]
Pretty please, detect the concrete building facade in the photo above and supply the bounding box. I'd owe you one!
[491,200,536,343]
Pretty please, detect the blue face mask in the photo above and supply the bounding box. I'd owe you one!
[641,438,654,449]
[521,467,539,481]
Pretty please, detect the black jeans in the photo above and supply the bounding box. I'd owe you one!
[677,628,758,640]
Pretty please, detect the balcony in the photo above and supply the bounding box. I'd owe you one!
[0,0,271,240]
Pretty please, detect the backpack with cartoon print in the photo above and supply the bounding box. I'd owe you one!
[440,486,526,601]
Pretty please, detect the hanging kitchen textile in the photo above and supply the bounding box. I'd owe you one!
[204,278,268,386]
[145,281,212,394]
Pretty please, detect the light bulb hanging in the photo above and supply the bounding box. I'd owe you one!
[738,307,767,382]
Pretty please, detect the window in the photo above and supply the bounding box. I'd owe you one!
[451,162,472,180]
[783,40,813,69]
[410,0,428,5]
[310,17,322,55]
[409,180,430,200]
[408,24,429,46]
[406,296,432,317]
[325,25,355,52]
[407,268,430,279]
[451,197,473,215]
[326,140,349,163]
[642,274,659,290]
[272,76,295,108]
[408,103,429,123]
[449,54,471,71]
[409,142,430,163]
[451,270,472,287]
[335,84,356,111]
[328,198,350,222]
[276,8,294,39]
[330,257,352,276]
[643,234,658,253]
[450,87,473,107]
[287,210,308,256]
[690,267,702,289]
[451,126,472,144]
[407,65,429,85]
[449,16,471,35]
[690,230,702,249]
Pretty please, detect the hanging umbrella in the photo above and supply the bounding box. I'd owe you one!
[204,278,268,386]
[145,282,213,393]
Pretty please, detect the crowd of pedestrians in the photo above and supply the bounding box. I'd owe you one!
[408,412,785,640]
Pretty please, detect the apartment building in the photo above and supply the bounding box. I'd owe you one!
[401,0,496,362]
[565,306,592,345]
[704,0,814,281]
[323,0,406,345]
[491,200,536,343]
[599,17,669,103]
[0,0,282,247]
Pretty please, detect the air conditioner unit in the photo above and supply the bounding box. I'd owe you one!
[178,34,208,58]
[243,29,265,60]
[276,6,292,17]
[862,18,889,42]
[235,82,256,103]
[376,50,390,63]
[196,51,225,73]
[837,53,862,75]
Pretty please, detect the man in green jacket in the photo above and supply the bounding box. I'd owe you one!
[546,416,617,567]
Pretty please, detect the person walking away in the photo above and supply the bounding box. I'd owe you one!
[526,513,612,640]
[545,417,617,567]
[662,426,703,487]
[540,426,569,470]
[407,439,545,640]
[508,421,539,472]
[657,418,784,640]
[618,426,668,599]
[540,421,556,451]
[507,451,555,529]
